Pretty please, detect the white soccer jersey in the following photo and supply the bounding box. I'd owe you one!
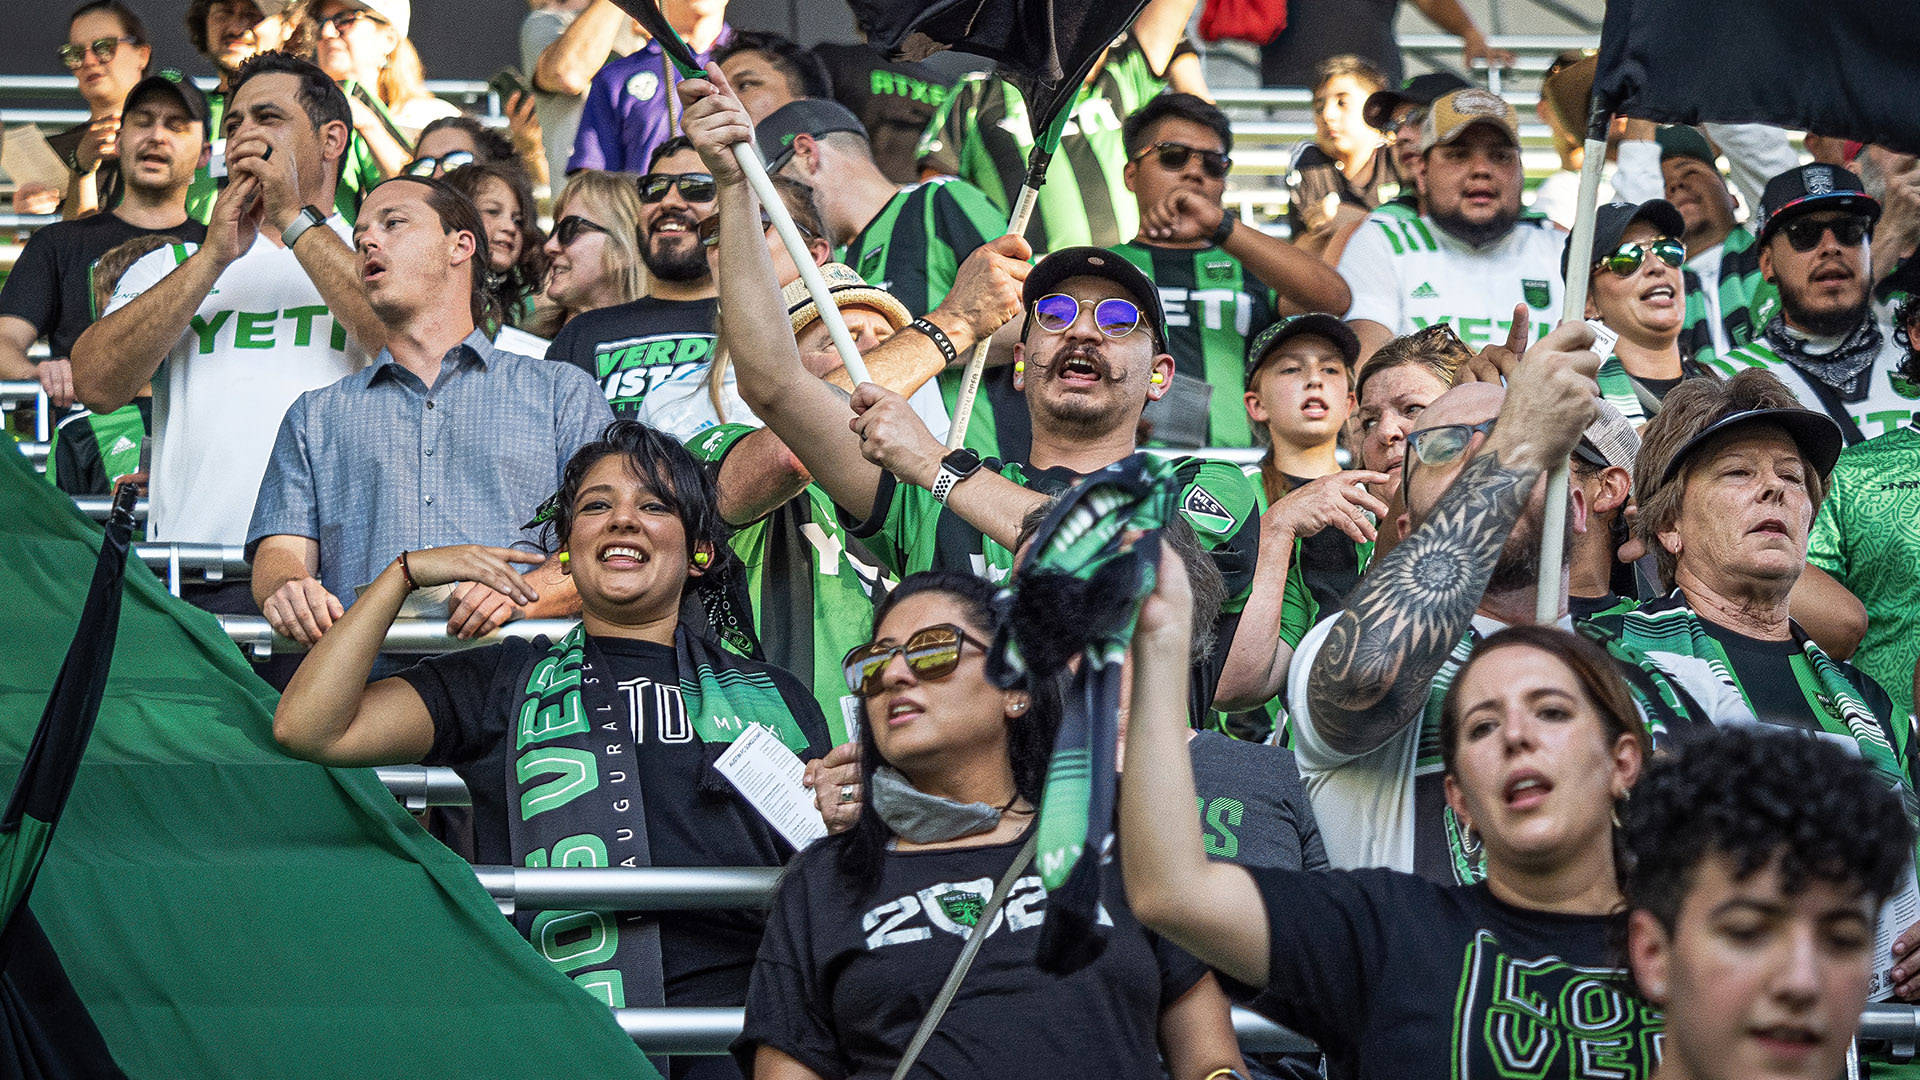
[1338,211,1568,349]
[106,219,370,545]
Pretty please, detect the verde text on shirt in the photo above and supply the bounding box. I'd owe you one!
[595,333,715,380]
[189,305,348,354]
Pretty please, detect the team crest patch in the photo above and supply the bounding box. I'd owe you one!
[1806,166,1835,195]
[626,70,660,102]
[937,889,985,928]
[1181,486,1236,533]
[1202,258,1236,281]
[1522,279,1551,309]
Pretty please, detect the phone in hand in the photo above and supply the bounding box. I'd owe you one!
[489,67,533,103]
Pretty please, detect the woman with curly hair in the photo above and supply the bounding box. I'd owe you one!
[442,162,547,332]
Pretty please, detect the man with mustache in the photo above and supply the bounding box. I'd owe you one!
[1704,164,1920,443]
[1339,88,1565,360]
[546,139,719,418]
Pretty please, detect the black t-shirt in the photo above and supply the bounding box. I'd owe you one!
[546,296,719,418]
[737,823,1208,1079]
[397,633,829,1005]
[1569,592,1629,622]
[811,42,950,186]
[1258,0,1405,87]
[0,211,206,355]
[1230,867,1662,1080]
[1285,143,1401,238]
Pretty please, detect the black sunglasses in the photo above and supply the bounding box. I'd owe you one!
[553,214,610,247]
[1596,237,1685,277]
[59,36,138,68]
[697,210,814,248]
[1403,417,1498,498]
[638,172,716,204]
[404,150,475,177]
[1779,215,1871,252]
[315,9,384,33]
[843,624,991,698]
[1134,141,1230,180]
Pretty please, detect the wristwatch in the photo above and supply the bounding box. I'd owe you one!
[930,448,983,504]
[281,205,326,249]
[1209,208,1239,247]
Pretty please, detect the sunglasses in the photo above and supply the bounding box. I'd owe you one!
[315,9,384,33]
[696,210,815,248]
[1133,141,1231,180]
[638,172,716,204]
[1779,215,1871,252]
[553,214,610,247]
[1596,237,1686,277]
[842,624,990,698]
[1403,417,1498,497]
[1397,105,1430,132]
[404,150,475,177]
[1032,293,1143,338]
[59,36,139,68]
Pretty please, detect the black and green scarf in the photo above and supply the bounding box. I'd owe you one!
[986,454,1180,974]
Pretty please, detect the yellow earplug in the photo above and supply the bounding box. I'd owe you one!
[1150,372,1166,385]
[693,551,711,567]
[557,551,569,564]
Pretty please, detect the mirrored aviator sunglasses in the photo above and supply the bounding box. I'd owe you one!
[1032,293,1142,338]
[404,150,475,177]
[638,172,717,204]
[1597,237,1686,277]
[842,624,985,697]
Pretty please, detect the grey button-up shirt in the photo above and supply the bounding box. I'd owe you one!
[247,330,615,605]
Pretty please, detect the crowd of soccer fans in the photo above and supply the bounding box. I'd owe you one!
[4,1,1920,1079]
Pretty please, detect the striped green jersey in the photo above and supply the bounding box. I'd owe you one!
[1808,424,1920,720]
[1337,210,1563,347]
[1703,330,1920,443]
[1113,242,1276,448]
[1681,225,1774,365]
[686,424,889,742]
[846,177,1010,458]
[916,34,1166,252]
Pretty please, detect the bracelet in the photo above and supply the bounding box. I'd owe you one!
[397,550,418,592]
[1202,1070,1250,1080]
[908,317,959,365]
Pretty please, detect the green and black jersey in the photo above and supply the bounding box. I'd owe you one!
[848,453,1260,721]
[847,177,1011,459]
[1809,424,1920,720]
[688,424,889,742]
[1682,225,1774,366]
[1213,468,1331,744]
[916,33,1169,252]
[1114,241,1276,448]
[46,399,148,497]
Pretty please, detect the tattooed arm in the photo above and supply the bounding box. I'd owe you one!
[1303,321,1602,758]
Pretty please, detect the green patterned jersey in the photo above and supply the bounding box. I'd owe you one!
[916,34,1166,252]
[1213,469,1326,743]
[1113,242,1275,448]
[1808,424,1920,719]
[687,424,889,742]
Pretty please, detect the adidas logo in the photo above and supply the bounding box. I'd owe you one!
[1411,282,1439,299]
[109,435,137,455]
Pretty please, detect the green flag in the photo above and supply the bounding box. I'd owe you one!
[0,442,657,1079]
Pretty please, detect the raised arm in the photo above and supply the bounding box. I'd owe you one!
[1133,0,1201,78]
[1118,544,1270,987]
[1303,322,1599,757]
[534,0,632,97]
[272,544,540,766]
[1224,218,1352,316]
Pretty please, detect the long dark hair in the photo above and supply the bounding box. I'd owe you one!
[442,162,547,326]
[835,571,1062,894]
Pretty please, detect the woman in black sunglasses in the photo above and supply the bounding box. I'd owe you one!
[738,569,1246,1080]
[35,1,151,217]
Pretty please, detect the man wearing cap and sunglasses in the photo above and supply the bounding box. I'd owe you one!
[756,97,1011,455]
[547,137,721,418]
[1339,88,1566,360]
[1703,163,1920,443]
[1566,199,1706,425]
[1361,72,1471,222]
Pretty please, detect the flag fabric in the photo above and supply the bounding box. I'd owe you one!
[609,0,703,76]
[0,441,657,1079]
[1593,0,1920,154]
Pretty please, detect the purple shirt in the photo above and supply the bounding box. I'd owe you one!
[567,26,734,174]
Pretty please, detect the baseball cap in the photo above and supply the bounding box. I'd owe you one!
[1022,247,1166,349]
[1573,399,1640,471]
[1757,163,1881,244]
[1362,72,1472,133]
[756,99,867,172]
[336,0,409,40]
[1656,126,1717,168]
[1418,88,1521,155]
[1561,199,1688,279]
[1653,406,1846,489]
[783,263,911,337]
[123,69,213,134]
[1245,313,1360,380]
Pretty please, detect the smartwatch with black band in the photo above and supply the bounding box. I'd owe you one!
[1209,207,1239,247]
[930,448,983,504]
[281,205,326,249]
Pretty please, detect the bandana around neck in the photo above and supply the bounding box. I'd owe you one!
[1765,313,1883,397]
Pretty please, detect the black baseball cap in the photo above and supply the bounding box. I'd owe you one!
[1655,406,1846,489]
[1561,199,1688,279]
[756,98,867,172]
[1757,163,1880,245]
[1656,126,1717,168]
[1022,247,1166,349]
[1363,72,1471,133]
[1245,313,1360,379]
[124,69,212,134]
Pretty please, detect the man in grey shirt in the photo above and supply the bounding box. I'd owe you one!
[248,175,612,646]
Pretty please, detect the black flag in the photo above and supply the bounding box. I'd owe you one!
[1593,0,1920,154]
